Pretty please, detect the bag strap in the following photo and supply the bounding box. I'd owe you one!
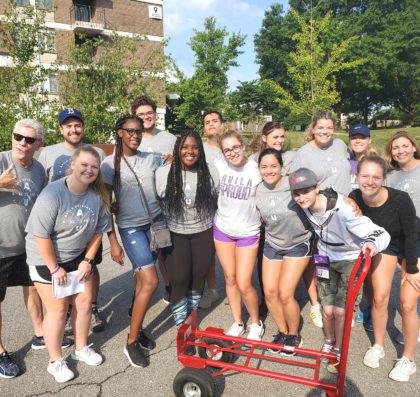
[122,155,154,225]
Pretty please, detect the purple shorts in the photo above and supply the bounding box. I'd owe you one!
[213,224,259,248]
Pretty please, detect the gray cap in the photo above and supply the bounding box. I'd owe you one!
[288,168,318,191]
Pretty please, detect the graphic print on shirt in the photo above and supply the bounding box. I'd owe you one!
[52,155,72,181]
[184,181,195,208]
[62,204,96,232]
[220,174,252,200]
[12,177,42,212]
[264,194,289,227]
[393,178,420,196]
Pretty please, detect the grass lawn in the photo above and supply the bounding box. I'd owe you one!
[244,126,420,153]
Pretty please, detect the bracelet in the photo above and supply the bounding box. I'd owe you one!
[83,257,95,266]
[50,266,60,275]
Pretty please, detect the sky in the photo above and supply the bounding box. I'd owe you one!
[164,0,289,91]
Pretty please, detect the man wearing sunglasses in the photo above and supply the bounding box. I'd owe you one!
[38,109,106,334]
[0,119,50,378]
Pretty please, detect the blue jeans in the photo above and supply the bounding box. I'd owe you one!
[119,225,157,271]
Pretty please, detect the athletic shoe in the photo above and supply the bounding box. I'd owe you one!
[162,285,171,305]
[320,340,335,363]
[0,351,20,379]
[326,347,341,374]
[310,304,323,328]
[138,330,156,351]
[394,332,404,345]
[281,334,303,357]
[268,332,289,354]
[71,344,103,366]
[388,356,417,382]
[91,307,105,333]
[363,344,385,368]
[364,319,374,333]
[124,340,148,368]
[225,322,245,337]
[247,320,265,341]
[199,289,220,309]
[31,335,73,350]
[355,306,371,324]
[47,358,74,383]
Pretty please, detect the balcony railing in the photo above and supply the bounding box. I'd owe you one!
[70,4,105,34]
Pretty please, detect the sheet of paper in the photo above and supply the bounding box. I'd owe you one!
[52,270,85,298]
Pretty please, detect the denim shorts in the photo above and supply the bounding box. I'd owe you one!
[213,224,259,248]
[119,224,157,271]
[382,238,420,260]
[263,239,313,261]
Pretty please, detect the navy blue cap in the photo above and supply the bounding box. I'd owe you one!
[59,108,84,125]
[349,124,370,138]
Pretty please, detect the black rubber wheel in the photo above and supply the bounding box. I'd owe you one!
[173,367,216,397]
[198,338,234,364]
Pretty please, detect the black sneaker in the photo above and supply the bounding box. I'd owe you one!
[138,330,156,351]
[281,334,303,357]
[91,307,105,333]
[0,351,20,379]
[268,332,288,354]
[31,335,73,350]
[124,340,148,368]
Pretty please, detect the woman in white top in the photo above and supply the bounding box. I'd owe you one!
[213,130,264,340]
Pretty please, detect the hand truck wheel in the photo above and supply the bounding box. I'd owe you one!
[198,338,235,364]
[173,367,216,397]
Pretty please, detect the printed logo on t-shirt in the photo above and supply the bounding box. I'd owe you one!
[62,204,96,232]
[220,175,252,200]
[184,182,194,207]
[52,156,72,181]
[395,178,420,195]
[13,178,41,212]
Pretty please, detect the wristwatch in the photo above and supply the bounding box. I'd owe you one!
[83,257,95,265]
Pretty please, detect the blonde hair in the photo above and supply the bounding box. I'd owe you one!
[218,129,244,148]
[304,111,336,142]
[384,131,420,171]
[70,145,111,213]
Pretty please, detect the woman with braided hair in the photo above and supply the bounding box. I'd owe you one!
[155,130,219,327]
[101,114,162,368]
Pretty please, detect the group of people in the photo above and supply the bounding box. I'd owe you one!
[0,102,418,386]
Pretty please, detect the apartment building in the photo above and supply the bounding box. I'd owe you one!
[0,0,166,120]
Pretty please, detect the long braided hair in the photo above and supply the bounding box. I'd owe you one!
[162,130,217,222]
[113,114,143,199]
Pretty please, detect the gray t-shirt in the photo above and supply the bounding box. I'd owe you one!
[291,139,351,195]
[256,177,312,250]
[0,151,47,258]
[203,142,223,167]
[38,143,106,182]
[155,164,219,234]
[101,152,161,228]
[25,178,111,266]
[387,164,420,220]
[139,129,177,160]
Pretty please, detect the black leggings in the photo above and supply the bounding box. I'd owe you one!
[162,228,215,305]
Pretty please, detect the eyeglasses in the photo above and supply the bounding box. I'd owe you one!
[13,133,38,145]
[120,128,142,136]
[136,111,155,118]
[222,144,242,156]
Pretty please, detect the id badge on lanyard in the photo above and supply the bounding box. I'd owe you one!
[314,254,330,279]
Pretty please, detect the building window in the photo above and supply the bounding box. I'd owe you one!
[39,30,56,53]
[41,76,59,95]
[16,0,30,6]
[35,0,54,11]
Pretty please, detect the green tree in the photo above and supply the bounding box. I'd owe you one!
[0,3,58,150]
[267,8,365,117]
[173,17,246,129]
[62,33,164,143]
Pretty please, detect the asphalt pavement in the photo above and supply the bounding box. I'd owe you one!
[1,239,419,396]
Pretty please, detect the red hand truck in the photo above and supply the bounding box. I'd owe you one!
[173,250,371,397]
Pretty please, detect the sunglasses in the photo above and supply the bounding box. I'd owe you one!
[120,128,143,137]
[13,133,38,145]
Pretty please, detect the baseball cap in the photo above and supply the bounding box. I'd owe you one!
[288,168,318,191]
[349,124,370,138]
[59,108,84,125]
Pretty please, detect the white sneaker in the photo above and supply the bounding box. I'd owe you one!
[389,356,416,382]
[47,358,74,383]
[363,344,385,368]
[225,322,245,337]
[247,321,265,341]
[199,289,220,309]
[71,344,103,366]
[320,339,334,363]
[310,304,323,328]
